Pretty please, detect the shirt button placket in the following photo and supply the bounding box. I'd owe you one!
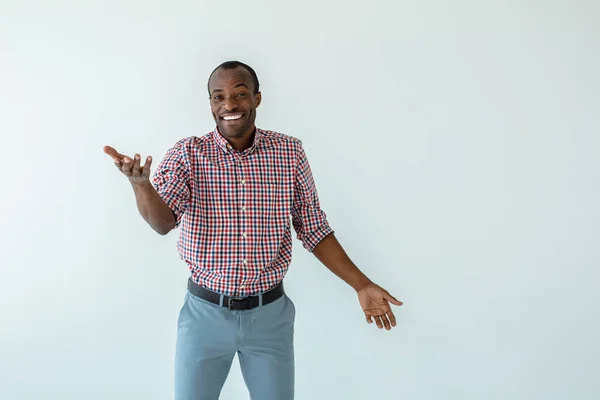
[238,160,247,294]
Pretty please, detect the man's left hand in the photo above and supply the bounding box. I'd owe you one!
[357,283,403,330]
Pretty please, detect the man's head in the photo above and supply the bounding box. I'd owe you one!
[208,61,262,140]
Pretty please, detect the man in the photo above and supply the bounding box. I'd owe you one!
[104,61,402,400]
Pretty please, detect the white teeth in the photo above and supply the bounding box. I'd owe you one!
[223,114,242,120]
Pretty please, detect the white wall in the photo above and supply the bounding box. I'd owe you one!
[1,1,599,399]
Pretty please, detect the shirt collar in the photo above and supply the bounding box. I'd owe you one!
[212,127,263,156]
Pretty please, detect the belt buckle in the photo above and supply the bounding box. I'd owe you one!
[227,296,245,310]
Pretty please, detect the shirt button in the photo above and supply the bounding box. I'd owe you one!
[241,206,246,211]
[242,259,248,265]
[242,232,247,238]
[239,284,247,289]
[240,179,246,185]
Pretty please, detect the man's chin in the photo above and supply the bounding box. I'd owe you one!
[219,124,252,139]
[219,127,243,138]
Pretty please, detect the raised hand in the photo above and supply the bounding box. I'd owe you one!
[103,145,153,184]
[357,283,403,331]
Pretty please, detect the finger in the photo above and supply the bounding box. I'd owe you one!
[365,314,373,324]
[384,291,403,306]
[121,156,133,176]
[106,145,126,169]
[141,155,153,177]
[103,145,124,159]
[387,309,397,328]
[374,315,383,329]
[131,154,142,177]
[379,313,391,331]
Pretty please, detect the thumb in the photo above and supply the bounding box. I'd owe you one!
[384,291,403,306]
[103,145,124,161]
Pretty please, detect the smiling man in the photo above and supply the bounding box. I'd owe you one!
[208,65,261,148]
[104,61,402,400]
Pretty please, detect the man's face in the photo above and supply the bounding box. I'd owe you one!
[208,67,262,140]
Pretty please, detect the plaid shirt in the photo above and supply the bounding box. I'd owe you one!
[152,128,334,296]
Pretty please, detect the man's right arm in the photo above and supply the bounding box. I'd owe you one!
[130,180,175,235]
[104,145,177,235]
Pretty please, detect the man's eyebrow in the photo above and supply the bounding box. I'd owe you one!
[210,83,249,95]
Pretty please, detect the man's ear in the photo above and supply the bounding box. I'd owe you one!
[255,92,262,107]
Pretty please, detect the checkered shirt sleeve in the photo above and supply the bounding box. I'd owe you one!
[151,139,191,228]
[291,142,334,252]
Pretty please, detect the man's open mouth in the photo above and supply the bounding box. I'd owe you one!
[221,113,244,121]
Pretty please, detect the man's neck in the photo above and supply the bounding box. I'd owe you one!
[222,126,256,152]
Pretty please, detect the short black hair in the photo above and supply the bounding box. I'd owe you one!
[207,61,260,96]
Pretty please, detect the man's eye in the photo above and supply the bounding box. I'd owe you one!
[213,96,222,100]
[237,93,246,97]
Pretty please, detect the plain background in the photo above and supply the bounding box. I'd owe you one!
[1,1,599,399]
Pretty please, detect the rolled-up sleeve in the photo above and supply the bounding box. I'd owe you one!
[291,142,334,252]
[151,140,191,228]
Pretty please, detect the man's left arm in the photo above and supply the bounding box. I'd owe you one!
[312,233,403,330]
[291,142,403,330]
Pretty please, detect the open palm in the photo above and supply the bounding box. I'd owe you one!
[357,283,403,330]
[103,145,153,183]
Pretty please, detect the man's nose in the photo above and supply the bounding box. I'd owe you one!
[223,97,239,111]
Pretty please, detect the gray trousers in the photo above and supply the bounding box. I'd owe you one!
[175,289,296,399]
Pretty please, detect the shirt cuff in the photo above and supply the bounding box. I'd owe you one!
[302,224,335,253]
[152,184,185,228]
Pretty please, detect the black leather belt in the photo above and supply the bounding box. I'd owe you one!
[187,278,285,310]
